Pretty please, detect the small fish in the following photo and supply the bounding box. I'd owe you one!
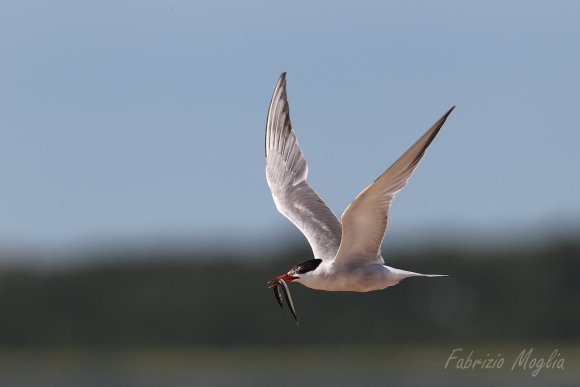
[277,278,299,325]
[273,284,283,308]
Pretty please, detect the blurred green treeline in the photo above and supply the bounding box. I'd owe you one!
[0,237,578,348]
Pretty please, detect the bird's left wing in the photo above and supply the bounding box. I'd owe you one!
[334,107,455,264]
[265,73,343,260]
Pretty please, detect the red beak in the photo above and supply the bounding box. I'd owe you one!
[267,273,298,288]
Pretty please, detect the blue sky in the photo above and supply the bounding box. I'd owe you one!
[0,0,579,252]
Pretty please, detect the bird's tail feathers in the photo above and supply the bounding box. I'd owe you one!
[391,268,449,279]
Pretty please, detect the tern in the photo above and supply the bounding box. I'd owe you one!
[265,73,454,323]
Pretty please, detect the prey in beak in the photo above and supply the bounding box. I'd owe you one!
[267,274,299,324]
[267,274,298,288]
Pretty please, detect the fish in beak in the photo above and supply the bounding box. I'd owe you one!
[267,274,299,324]
[267,273,298,288]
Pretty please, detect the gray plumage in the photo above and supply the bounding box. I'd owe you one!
[265,72,453,298]
[265,73,343,260]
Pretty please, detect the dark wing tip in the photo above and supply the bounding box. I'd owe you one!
[265,73,290,158]
[444,106,455,118]
[436,106,456,132]
[429,105,456,137]
[266,74,286,157]
[425,106,455,144]
[276,72,287,89]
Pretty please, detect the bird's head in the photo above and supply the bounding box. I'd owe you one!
[267,258,322,288]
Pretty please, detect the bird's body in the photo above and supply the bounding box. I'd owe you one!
[295,260,427,292]
[264,73,454,321]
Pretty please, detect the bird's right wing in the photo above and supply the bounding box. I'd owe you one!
[265,73,343,260]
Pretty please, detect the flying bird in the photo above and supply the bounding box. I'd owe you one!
[265,73,454,324]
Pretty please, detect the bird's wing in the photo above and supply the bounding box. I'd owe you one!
[333,107,455,264]
[265,73,343,260]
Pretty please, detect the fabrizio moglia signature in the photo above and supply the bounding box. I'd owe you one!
[445,348,565,377]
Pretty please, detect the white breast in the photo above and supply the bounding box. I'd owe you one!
[295,261,403,292]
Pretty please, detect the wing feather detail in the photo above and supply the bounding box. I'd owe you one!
[334,107,455,264]
[265,73,343,260]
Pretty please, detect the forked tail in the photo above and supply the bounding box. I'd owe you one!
[390,267,449,280]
